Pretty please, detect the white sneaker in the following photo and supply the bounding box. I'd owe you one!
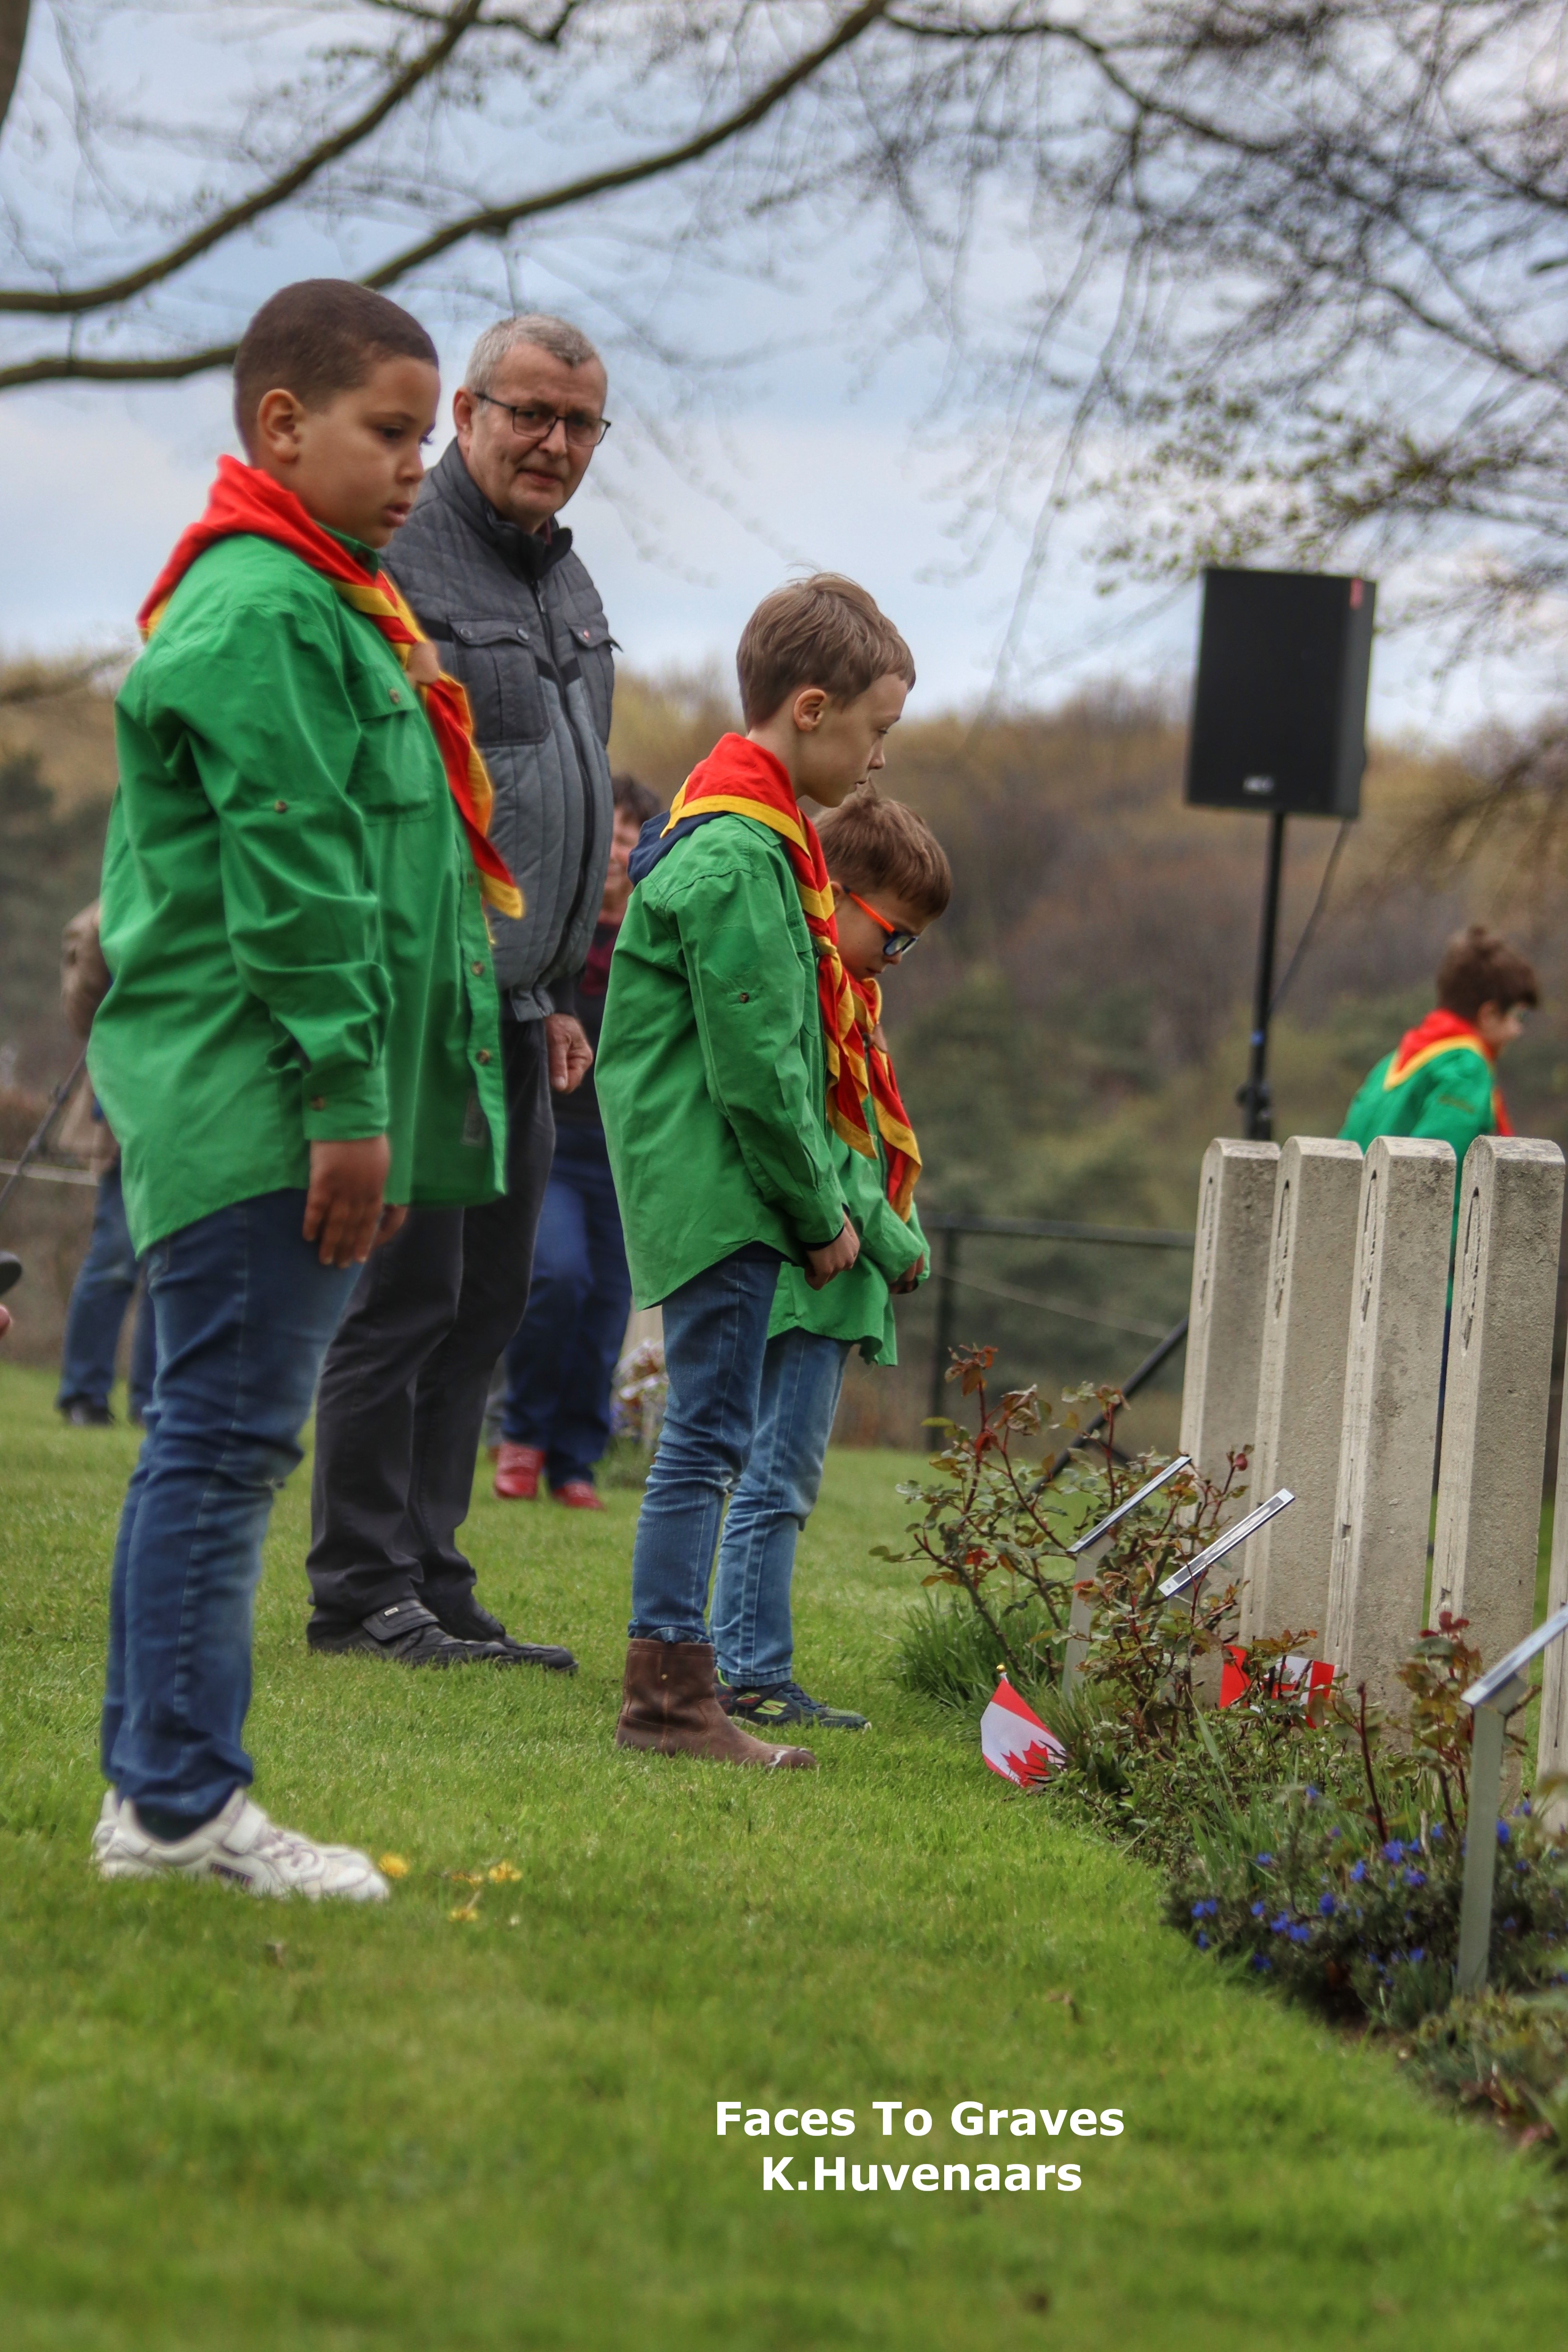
[90,1789,120,1863]
[96,1789,390,1902]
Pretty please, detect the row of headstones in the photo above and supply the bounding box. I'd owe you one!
[1178,1133,1568,1785]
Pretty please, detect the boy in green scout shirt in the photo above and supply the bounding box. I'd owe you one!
[596,574,915,1769]
[1341,924,1538,1249]
[710,787,949,1731]
[89,281,515,1899]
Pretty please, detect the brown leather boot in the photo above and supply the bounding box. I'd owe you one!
[614,1639,817,1768]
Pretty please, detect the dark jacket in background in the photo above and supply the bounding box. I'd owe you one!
[386,440,616,1020]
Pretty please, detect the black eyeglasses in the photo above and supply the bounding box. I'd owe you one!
[471,391,612,450]
[846,889,921,960]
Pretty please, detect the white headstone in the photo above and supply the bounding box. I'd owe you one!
[1241,1137,1363,1648]
[1324,1136,1455,1712]
[1179,1138,1280,1499]
[1431,1137,1563,1672]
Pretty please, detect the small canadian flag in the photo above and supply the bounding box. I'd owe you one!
[1220,1644,1335,1713]
[981,1674,1068,1789]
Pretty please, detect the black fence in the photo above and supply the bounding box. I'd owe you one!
[920,1211,1196,1441]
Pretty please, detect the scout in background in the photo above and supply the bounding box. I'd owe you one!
[1340,923,1538,1244]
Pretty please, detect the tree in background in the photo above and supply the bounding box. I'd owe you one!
[2,5,1568,691]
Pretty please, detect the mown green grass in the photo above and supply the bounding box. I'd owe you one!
[1,1359,1563,2351]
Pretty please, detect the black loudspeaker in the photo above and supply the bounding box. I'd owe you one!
[1184,566,1375,819]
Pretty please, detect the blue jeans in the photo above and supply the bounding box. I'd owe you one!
[709,1327,851,1688]
[502,1136,632,1487]
[101,1190,361,1831]
[58,1165,158,1419]
[627,1247,781,1643]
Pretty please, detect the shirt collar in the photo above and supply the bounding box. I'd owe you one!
[434,439,574,581]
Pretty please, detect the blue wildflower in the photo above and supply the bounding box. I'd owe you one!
[1288,1924,1311,1943]
[1403,1867,1426,1888]
[1382,1840,1404,1863]
[1429,1822,1444,1842]
[1409,1948,1425,1964]
[1250,1952,1272,1972]
[1250,1900,1266,1918]
[1304,1786,1321,1803]
[1196,1932,1211,1950]
[1255,1853,1275,1868]
[1350,1860,1368,1883]
[1271,1914,1291,1934]
[1191,1898,1219,1919]
[1319,1891,1336,1916]
[1498,1820,1512,1847]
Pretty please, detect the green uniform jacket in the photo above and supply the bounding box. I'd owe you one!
[91,533,506,1253]
[1340,1044,1495,1164]
[596,815,848,1306]
[1340,1033,1496,1256]
[769,1116,928,1365]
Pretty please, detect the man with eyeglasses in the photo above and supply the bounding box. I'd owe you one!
[303,313,615,1671]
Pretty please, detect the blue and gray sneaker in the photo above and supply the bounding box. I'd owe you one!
[716,1675,869,1731]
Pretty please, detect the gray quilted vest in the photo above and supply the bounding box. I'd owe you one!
[386,440,616,1015]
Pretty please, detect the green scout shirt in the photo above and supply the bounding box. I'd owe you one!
[91,532,506,1253]
[768,1116,929,1366]
[1340,1042,1495,1164]
[1340,1034,1495,1254]
[596,815,848,1307]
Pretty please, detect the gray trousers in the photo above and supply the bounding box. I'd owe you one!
[305,1012,555,1628]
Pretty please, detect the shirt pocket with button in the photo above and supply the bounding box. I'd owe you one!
[563,609,615,741]
[346,662,441,818]
[446,618,551,747]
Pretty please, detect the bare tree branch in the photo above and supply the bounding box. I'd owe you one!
[0,0,486,316]
[0,0,894,391]
[0,0,29,142]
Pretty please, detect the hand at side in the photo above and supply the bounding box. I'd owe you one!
[303,1136,405,1268]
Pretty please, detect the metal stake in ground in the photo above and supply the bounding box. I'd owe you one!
[1457,1602,1568,1993]
[1060,1455,1193,1701]
[1157,1489,1296,1604]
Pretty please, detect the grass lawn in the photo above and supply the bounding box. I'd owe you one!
[1,1359,1564,2352]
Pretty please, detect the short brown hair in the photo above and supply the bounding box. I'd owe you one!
[816,785,952,923]
[1436,924,1539,1020]
[735,573,915,728]
[234,280,437,450]
[612,771,660,826]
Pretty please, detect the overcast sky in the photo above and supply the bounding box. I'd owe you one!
[0,7,1560,741]
[5,340,1553,747]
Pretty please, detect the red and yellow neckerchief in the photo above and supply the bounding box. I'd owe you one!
[137,455,522,918]
[661,734,921,1201]
[849,972,922,1218]
[1385,1007,1512,1134]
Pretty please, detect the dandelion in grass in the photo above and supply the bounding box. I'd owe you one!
[378,1854,410,1878]
[487,1862,523,1884]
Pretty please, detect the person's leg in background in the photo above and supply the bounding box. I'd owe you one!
[709,1327,865,1729]
[492,1166,592,1500]
[303,1203,486,1658]
[614,1249,814,1769]
[57,1165,139,1425]
[402,1014,574,1668]
[96,1188,385,1898]
[537,1142,632,1506]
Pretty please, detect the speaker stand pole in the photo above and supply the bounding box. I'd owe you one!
[1240,809,1287,1142]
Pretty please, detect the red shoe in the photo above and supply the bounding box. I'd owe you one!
[554,1479,606,1512]
[493,1443,545,1500]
